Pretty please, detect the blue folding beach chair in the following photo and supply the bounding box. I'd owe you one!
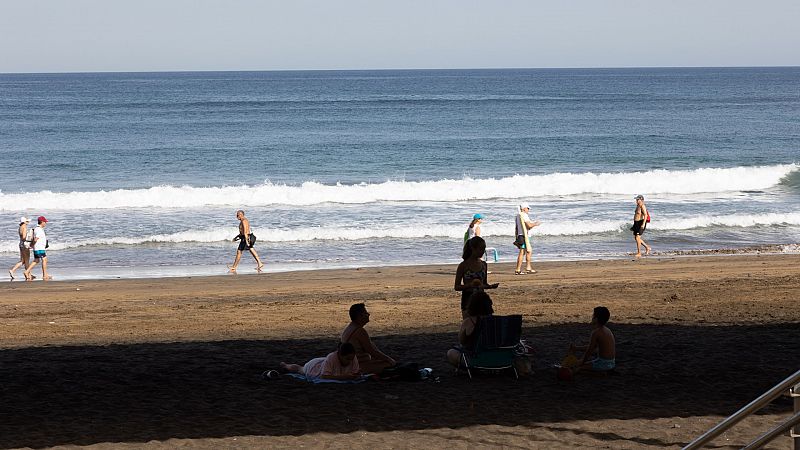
[461,314,523,379]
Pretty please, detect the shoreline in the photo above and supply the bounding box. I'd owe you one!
[8,241,799,283]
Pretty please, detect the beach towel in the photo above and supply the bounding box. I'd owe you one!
[285,373,368,384]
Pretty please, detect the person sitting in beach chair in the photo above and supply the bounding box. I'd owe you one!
[447,291,494,367]
[569,306,616,375]
[280,342,362,381]
[458,315,523,379]
[448,292,522,378]
[340,303,396,374]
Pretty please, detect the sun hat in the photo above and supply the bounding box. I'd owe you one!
[519,203,530,210]
[473,213,484,220]
[37,216,48,223]
[19,216,30,224]
[635,195,644,200]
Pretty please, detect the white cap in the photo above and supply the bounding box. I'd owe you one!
[519,203,530,210]
[19,216,30,223]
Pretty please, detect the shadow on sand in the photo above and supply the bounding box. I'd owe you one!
[0,322,797,448]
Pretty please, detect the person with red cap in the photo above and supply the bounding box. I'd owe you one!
[24,216,51,281]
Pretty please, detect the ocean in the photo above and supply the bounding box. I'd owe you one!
[1,67,798,280]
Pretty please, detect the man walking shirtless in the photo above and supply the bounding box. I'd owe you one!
[631,195,651,258]
[228,210,265,273]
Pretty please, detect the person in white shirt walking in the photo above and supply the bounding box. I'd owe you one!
[464,213,483,242]
[514,204,540,275]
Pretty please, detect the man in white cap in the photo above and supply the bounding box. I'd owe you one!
[8,216,32,280]
[514,204,541,274]
[24,216,51,281]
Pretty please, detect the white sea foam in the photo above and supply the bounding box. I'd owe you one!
[0,164,796,211]
[2,212,799,253]
[781,244,800,253]
[651,212,800,231]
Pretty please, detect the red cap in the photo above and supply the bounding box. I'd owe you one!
[37,216,48,223]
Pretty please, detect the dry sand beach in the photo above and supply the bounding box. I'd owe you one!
[1,254,798,449]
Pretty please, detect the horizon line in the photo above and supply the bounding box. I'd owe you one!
[2,64,799,76]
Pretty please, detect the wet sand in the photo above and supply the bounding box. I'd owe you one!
[1,254,798,449]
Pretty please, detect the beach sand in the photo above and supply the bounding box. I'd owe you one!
[1,254,798,449]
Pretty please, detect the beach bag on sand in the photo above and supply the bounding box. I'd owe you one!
[379,362,422,381]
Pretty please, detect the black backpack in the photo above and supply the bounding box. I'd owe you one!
[379,362,421,381]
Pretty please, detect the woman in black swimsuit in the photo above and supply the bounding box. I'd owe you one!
[454,237,499,318]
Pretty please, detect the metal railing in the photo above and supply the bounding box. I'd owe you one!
[683,368,800,450]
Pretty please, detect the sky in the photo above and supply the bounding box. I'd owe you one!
[1,0,798,73]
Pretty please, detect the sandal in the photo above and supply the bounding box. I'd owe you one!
[261,370,281,380]
[514,271,526,275]
[526,269,537,274]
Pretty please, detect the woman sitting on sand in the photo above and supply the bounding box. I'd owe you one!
[341,303,396,374]
[446,291,494,367]
[280,342,362,381]
[455,237,499,318]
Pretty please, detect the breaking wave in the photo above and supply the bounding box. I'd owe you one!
[0,164,796,211]
[2,212,799,253]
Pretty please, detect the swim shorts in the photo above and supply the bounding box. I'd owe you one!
[33,250,46,259]
[631,220,645,236]
[237,239,253,251]
[591,357,616,371]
